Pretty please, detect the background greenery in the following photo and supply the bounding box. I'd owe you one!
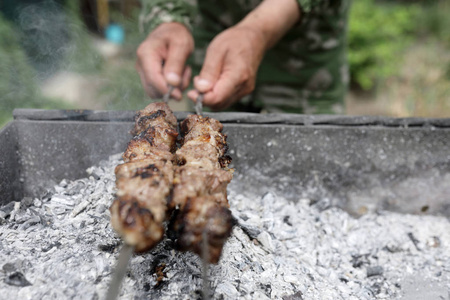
[348,0,419,90]
[0,13,74,126]
[0,0,449,127]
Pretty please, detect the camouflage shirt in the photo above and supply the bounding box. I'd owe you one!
[140,0,351,114]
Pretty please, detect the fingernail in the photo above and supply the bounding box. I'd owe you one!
[166,72,181,85]
[187,90,197,100]
[196,78,211,91]
[173,90,182,101]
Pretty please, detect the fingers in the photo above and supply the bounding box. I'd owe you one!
[205,71,244,110]
[188,69,246,110]
[188,26,263,110]
[167,65,192,101]
[164,39,193,87]
[194,45,227,93]
[136,41,168,98]
[136,23,194,100]
[207,74,242,109]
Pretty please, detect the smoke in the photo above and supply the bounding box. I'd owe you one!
[16,0,103,82]
[17,0,71,80]
[7,0,147,114]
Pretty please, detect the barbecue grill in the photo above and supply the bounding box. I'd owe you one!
[1,109,449,299]
[2,109,449,215]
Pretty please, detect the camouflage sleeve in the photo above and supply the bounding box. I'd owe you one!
[297,0,323,14]
[139,0,196,34]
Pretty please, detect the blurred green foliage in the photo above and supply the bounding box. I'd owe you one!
[100,62,148,110]
[348,0,419,90]
[64,1,103,74]
[1,0,449,127]
[0,14,71,127]
[414,0,450,46]
[98,8,150,110]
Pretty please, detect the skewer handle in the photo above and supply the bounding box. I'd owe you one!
[195,94,204,115]
[163,85,174,103]
[105,244,134,300]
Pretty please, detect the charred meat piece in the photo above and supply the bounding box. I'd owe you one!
[110,102,177,253]
[171,167,232,210]
[115,159,174,223]
[181,115,228,158]
[170,114,233,263]
[180,114,223,133]
[110,196,164,252]
[123,141,174,163]
[169,196,233,264]
[176,142,222,170]
[111,105,234,261]
[123,126,177,162]
[132,103,177,135]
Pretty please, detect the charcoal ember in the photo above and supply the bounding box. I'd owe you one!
[427,236,441,248]
[0,213,6,224]
[1,155,450,299]
[351,253,370,268]
[313,198,332,211]
[17,215,41,230]
[64,181,86,196]
[407,232,422,251]
[2,263,16,273]
[4,272,32,287]
[256,231,275,252]
[367,266,384,277]
[0,202,15,218]
[20,197,33,208]
[59,179,69,188]
[39,190,54,202]
[282,291,304,300]
[33,198,42,208]
[235,222,261,240]
[41,241,61,252]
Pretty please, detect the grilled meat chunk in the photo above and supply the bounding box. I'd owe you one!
[181,115,228,158]
[180,114,223,133]
[110,196,164,252]
[169,196,233,264]
[111,105,234,262]
[176,142,221,170]
[170,114,233,263]
[115,159,174,223]
[123,141,174,163]
[171,167,232,210]
[123,126,177,161]
[111,102,177,253]
[132,103,177,136]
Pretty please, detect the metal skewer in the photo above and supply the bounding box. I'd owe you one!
[201,229,210,300]
[195,93,204,116]
[105,244,134,300]
[163,85,174,103]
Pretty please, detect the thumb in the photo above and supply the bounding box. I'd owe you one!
[195,46,226,93]
[164,41,193,86]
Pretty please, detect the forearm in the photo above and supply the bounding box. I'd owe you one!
[237,0,301,49]
[139,0,196,34]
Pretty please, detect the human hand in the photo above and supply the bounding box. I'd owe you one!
[136,22,194,100]
[187,25,267,110]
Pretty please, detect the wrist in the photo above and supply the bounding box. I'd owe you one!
[236,0,301,49]
[234,23,271,51]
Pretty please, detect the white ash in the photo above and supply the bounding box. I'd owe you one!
[1,155,449,300]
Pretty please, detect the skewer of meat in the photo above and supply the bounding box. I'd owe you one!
[169,115,234,263]
[110,103,178,252]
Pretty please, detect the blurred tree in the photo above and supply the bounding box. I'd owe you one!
[348,0,419,90]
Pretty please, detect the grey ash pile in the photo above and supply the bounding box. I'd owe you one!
[0,155,449,299]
